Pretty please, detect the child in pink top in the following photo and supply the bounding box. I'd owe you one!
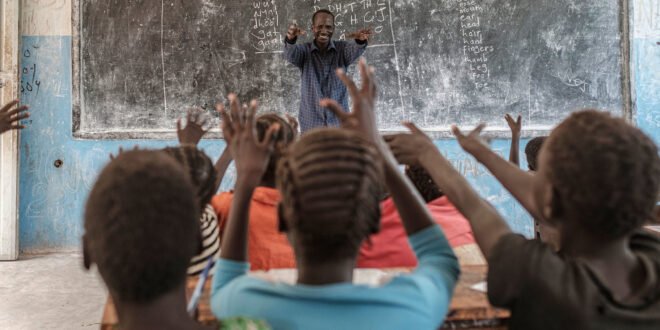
[358,165,477,268]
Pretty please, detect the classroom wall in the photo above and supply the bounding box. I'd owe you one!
[633,0,660,144]
[17,0,655,252]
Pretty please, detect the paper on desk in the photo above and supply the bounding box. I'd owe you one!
[471,281,488,293]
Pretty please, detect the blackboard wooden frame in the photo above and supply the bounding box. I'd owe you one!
[71,0,632,140]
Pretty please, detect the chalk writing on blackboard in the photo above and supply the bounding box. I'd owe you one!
[458,0,492,90]
[250,1,282,53]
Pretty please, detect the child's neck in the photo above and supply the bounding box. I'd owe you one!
[114,285,207,330]
[259,179,276,188]
[561,225,644,301]
[297,258,356,285]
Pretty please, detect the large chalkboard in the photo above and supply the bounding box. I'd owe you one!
[75,0,628,139]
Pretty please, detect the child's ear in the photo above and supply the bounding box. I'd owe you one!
[539,183,554,221]
[543,185,564,224]
[82,234,92,270]
[278,203,289,233]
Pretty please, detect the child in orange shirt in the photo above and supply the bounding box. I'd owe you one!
[212,113,297,270]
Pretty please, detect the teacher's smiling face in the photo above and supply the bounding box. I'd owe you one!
[312,12,334,49]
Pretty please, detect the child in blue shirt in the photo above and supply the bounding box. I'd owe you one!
[211,61,459,330]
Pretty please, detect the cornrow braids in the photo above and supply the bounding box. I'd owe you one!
[545,110,660,240]
[276,128,383,264]
[405,165,444,203]
[256,113,296,184]
[161,146,217,209]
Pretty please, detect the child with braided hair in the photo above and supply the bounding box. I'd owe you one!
[161,145,220,276]
[210,60,459,329]
[211,111,298,270]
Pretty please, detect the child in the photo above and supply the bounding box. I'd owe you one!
[161,146,220,276]
[0,100,29,134]
[471,115,559,248]
[211,112,297,270]
[82,150,212,330]
[358,165,483,267]
[83,150,270,330]
[522,136,558,243]
[211,61,459,329]
[524,136,546,171]
[385,110,660,329]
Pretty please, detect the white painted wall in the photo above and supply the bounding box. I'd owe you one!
[0,0,21,260]
[21,0,72,36]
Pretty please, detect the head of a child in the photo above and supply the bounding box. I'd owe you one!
[161,145,217,209]
[405,165,444,203]
[525,136,547,171]
[83,150,200,306]
[533,110,660,245]
[257,113,296,187]
[276,128,383,266]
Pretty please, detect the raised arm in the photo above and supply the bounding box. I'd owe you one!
[321,60,436,236]
[213,147,233,193]
[176,109,209,146]
[385,124,512,259]
[212,103,234,192]
[323,60,459,314]
[454,125,542,220]
[342,28,372,64]
[505,114,521,166]
[283,22,307,68]
[217,94,279,263]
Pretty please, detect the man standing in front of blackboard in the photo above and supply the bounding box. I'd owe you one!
[284,9,372,133]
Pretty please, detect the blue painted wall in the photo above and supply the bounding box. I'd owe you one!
[18,36,537,252]
[634,38,660,144]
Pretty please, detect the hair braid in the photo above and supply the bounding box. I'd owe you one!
[276,128,383,263]
[162,146,217,209]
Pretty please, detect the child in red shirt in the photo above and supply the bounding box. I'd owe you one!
[358,165,480,268]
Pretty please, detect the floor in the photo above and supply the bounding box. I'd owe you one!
[0,253,107,330]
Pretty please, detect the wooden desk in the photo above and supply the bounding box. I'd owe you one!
[101,265,509,329]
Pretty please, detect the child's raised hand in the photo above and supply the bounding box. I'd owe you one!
[218,93,279,181]
[176,109,209,146]
[320,58,379,144]
[384,122,436,166]
[0,100,29,135]
[452,123,490,154]
[505,114,521,138]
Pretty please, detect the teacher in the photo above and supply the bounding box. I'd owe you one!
[283,9,373,133]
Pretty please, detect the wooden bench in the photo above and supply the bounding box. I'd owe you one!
[101,265,509,329]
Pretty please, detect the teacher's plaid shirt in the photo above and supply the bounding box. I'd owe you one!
[283,38,367,133]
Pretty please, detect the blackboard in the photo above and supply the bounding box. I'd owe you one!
[75,0,629,139]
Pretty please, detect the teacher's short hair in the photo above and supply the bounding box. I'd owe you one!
[312,9,335,23]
